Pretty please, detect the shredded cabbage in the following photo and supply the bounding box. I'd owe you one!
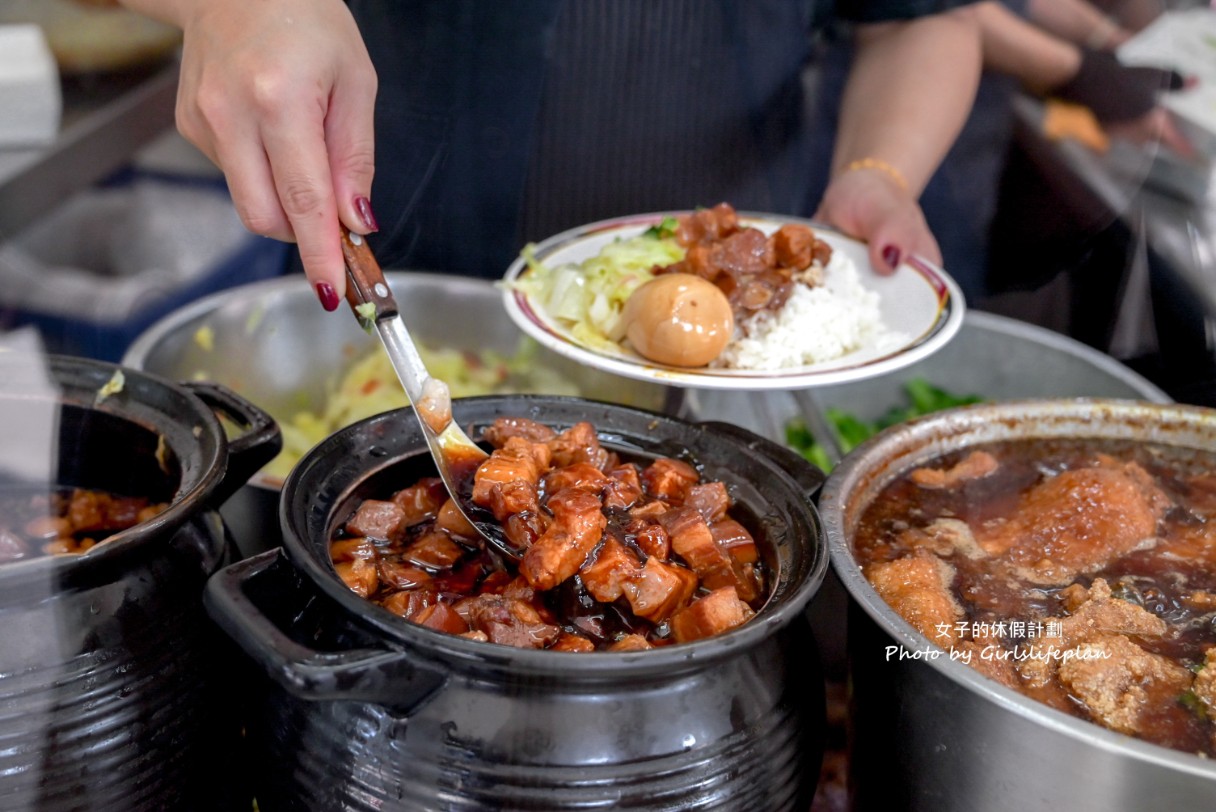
[262,338,580,482]
[513,232,685,351]
[95,370,125,403]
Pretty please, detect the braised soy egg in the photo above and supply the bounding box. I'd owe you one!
[621,274,734,367]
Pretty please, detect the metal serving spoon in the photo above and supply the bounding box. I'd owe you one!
[340,227,523,561]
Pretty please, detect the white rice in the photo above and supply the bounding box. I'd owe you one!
[713,250,906,370]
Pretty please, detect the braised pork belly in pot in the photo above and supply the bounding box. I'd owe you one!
[0,488,167,561]
[330,416,768,651]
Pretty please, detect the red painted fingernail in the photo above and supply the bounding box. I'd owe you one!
[882,245,902,269]
[355,196,379,233]
[315,282,340,312]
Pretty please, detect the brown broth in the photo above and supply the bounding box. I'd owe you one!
[854,438,1216,757]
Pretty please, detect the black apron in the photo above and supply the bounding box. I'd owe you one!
[347,0,821,277]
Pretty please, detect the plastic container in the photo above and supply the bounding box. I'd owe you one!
[0,171,289,360]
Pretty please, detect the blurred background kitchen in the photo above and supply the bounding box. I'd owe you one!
[0,0,1214,405]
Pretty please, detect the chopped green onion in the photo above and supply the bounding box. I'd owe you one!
[1179,690,1208,720]
[642,216,680,240]
[355,302,377,333]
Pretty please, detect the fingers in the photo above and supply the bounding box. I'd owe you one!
[208,122,295,243]
[815,170,941,275]
[328,58,379,237]
[260,109,346,304]
[175,54,344,306]
[200,83,370,308]
[165,0,377,313]
[864,217,942,274]
[176,60,298,243]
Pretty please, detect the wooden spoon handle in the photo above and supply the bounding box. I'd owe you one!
[340,227,398,321]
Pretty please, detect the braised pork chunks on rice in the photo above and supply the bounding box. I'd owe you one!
[331,416,767,651]
[661,202,831,321]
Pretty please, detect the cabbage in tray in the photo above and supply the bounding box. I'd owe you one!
[512,227,685,353]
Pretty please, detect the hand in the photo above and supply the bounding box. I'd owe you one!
[813,169,942,275]
[171,0,377,308]
[1054,49,1185,125]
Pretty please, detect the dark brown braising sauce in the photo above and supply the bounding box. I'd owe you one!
[854,438,1216,757]
[330,419,769,652]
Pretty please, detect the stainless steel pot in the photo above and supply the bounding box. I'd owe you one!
[818,398,1216,812]
[692,310,1172,679]
[205,396,828,811]
[0,353,281,811]
[122,273,681,557]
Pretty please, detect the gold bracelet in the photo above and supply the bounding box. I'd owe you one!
[841,157,910,194]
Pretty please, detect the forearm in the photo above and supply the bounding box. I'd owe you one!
[832,9,982,195]
[974,1,1081,93]
[1025,0,1130,48]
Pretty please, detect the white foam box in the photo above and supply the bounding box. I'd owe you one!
[0,24,62,147]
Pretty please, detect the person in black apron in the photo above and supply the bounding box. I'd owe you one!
[808,0,1187,303]
[119,0,983,309]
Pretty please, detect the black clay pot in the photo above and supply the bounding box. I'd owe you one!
[206,396,828,811]
[0,353,281,811]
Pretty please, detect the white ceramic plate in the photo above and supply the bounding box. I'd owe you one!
[502,211,965,390]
